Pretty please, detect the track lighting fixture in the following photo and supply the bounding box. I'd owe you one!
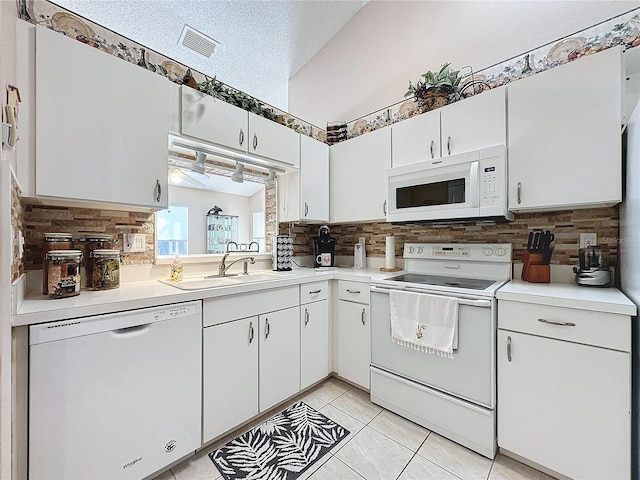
[231,162,244,183]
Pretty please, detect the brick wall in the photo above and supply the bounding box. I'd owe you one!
[11,177,25,282]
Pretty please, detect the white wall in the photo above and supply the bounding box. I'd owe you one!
[289,0,638,126]
[168,185,257,254]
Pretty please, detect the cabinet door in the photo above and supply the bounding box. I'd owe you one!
[337,300,371,389]
[508,47,622,211]
[497,330,630,479]
[300,300,329,390]
[259,307,300,412]
[168,80,181,134]
[181,87,249,153]
[300,135,329,221]
[249,113,300,167]
[391,108,441,167]
[35,26,168,209]
[330,126,391,223]
[203,317,259,443]
[440,86,506,157]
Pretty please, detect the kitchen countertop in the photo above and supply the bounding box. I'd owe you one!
[497,279,637,316]
[13,267,383,326]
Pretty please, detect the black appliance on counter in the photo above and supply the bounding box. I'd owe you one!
[573,245,612,287]
[312,225,336,268]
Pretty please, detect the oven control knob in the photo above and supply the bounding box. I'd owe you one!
[482,247,494,256]
[495,247,507,256]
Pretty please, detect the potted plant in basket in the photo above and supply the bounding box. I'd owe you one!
[405,63,462,111]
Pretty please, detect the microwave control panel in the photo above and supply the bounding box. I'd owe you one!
[479,156,505,207]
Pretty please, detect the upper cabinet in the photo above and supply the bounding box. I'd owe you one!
[180,87,300,168]
[330,125,391,223]
[391,86,506,167]
[34,26,169,210]
[279,135,329,223]
[440,86,507,156]
[508,46,623,212]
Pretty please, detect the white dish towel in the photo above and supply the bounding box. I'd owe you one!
[389,290,459,358]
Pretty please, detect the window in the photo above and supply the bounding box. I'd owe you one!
[156,205,188,255]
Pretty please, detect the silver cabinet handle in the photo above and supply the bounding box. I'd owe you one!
[155,179,161,203]
[304,308,309,326]
[308,289,322,295]
[538,318,576,327]
[265,318,270,339]
[239,128,245,147]
[253,133,258,151]
[361,308,366,326]
[517,182,522,205]
[430,140,435,158]
[346,289,361,294]
[249,321,254,344]
[447,136,451,155]
[304,202,309,217]
[507,336,512,362]
[383,200,387,215]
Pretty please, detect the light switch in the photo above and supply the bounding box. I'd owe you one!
[124,234,146,253]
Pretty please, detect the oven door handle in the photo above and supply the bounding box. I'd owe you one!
[370,285,492,308]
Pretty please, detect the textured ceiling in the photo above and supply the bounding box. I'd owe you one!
[53,0,367,112]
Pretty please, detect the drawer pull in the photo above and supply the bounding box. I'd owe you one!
[304,308,309,326]
[361,308,366,326]
[346,289,361,294]
[249,321,254,344]
[537,318,576,327]
[308,289,322,295]
[265,318,270,339]
[507,336,512,362]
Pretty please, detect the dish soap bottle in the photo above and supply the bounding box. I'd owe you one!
[170,254,183,282]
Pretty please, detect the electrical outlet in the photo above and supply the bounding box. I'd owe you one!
[124,234,146,253]
[580,233,597,248]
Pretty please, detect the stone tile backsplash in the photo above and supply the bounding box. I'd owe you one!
[280,206,620,267]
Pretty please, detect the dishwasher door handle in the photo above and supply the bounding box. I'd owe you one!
[112,323,152,335]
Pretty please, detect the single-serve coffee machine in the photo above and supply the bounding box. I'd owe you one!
[312,225,336,268]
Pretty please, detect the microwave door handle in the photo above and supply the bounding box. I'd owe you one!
[469,161,480,208]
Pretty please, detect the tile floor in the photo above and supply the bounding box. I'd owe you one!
[153,377,555,480]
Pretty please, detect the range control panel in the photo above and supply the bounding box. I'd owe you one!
[403,243,512,262]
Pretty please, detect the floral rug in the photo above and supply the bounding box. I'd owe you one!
[209,401,350,480]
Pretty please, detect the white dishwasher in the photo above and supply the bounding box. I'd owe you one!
[29,301,202,480]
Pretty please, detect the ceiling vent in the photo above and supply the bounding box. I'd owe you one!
[178,25,219,58]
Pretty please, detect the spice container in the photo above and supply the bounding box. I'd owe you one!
[78,235,118,288]
[46,250,82,298]
[86,249,122,290]
[42,233,74,295]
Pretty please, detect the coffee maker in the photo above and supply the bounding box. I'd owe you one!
[312,225,336,268]
[573,245,612,287]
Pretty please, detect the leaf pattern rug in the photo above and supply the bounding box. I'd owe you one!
[209,401,350,480]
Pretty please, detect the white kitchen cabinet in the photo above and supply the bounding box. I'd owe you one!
[181,86,249,153]
[391,108,441,167]
[330,125,391,223]
[248,113,300,168]
[203,316,258,443]
[34,25,168,210]
[278,135,329,222]
[508,46,622,211]
[300,282,330,390]
[497,298,631,479]
[259,306,300,412]
[336,280,371,389]
[440,86,506,157]
[168,80,182,134]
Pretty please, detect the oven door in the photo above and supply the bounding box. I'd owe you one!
[387,154,479,223]
[370,285,495,408]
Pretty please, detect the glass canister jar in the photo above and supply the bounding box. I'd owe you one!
[42,233,74,295]
[46,250,82,298]
[78,235,118,288]
[86,249,122,290]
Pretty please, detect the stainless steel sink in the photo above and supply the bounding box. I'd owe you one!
[158,271,293,290]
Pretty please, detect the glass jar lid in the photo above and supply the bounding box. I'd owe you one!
[46,249,83,260]
[80,234,117,242]
[90,249,122,258]
[43,233,73,241]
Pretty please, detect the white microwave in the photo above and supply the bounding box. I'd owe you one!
[386,145,513,223]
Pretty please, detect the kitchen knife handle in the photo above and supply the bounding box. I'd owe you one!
[517,182,522,204]
[447,136,452,155]
[430,140,435,158]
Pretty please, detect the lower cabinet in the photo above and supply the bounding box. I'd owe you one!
[336,281,371,389]
[497,299,631,479]
[300,281,330,390]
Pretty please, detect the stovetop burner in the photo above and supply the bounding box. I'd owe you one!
[386,273,495,291]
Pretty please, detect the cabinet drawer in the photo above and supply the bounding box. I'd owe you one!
[498,300,630,351]
[204,286,299,327]
[338,280,370,304]
[300,281,329,304]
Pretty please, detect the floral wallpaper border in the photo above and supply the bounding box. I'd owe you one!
[341,8,640,141]
[19,0,327,142]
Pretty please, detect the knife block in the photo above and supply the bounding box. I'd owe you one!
[522,252,550,283]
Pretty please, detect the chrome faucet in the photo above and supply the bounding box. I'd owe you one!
[218,255,255,277]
